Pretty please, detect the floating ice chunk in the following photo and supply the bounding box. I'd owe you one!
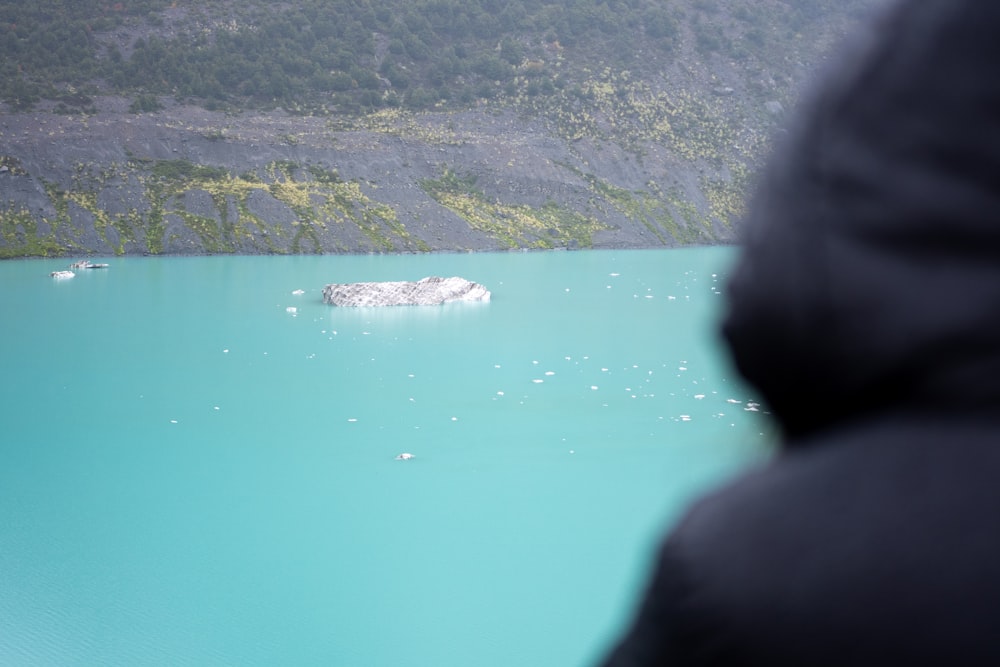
[451,416,458,421]
[533,379,544,384]
[347,418,358,423]
[679,415,692,422]
[395,452,415,461]
[292,289,305,295]
[223,349,229,354]
[591,385,599,390]
[214,406,220,411]
[545,371,555,376]
[727,398,742,404]
[170,419,178,424]
[694,394,706,399]
[286,306,297,315]
[497,391,505,396]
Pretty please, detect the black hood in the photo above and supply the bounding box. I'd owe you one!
[722,0,1000,439]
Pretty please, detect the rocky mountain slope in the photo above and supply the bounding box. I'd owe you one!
[0,0,884,258]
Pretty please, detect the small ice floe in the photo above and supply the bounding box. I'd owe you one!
[679,415,692,422]
[292,289,305,295]
[533,379,544,384]
[347,418,358,423]
[727,398,742,404]
[395,452,415,461]
[170,419,178,424]
[544,371,555,376]
[497,391,505,396]
[591,385,599,390]
[745,401,762,412]
[223,349,229,354]
[694,394,706,400]
[610,272,620,277]
[286,306,297,315]
[50,270,74,279]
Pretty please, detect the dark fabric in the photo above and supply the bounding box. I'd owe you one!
[599,1,1000,664]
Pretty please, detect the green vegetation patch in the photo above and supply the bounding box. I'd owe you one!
[0,205,63,258]
[421,168,606,249]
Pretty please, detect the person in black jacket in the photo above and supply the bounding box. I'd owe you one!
[598,1,1000,664]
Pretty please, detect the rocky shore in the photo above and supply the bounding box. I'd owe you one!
[1,96,746,258]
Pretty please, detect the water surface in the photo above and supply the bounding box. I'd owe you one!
[0,248,770,666]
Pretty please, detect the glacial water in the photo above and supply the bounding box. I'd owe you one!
[0,247,771,666]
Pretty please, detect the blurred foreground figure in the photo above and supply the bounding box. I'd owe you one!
[600,1,1000,665]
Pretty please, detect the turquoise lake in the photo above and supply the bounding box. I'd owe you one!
[0,247,771,666]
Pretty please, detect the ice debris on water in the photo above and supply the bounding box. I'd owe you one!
[395,452,415,461]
